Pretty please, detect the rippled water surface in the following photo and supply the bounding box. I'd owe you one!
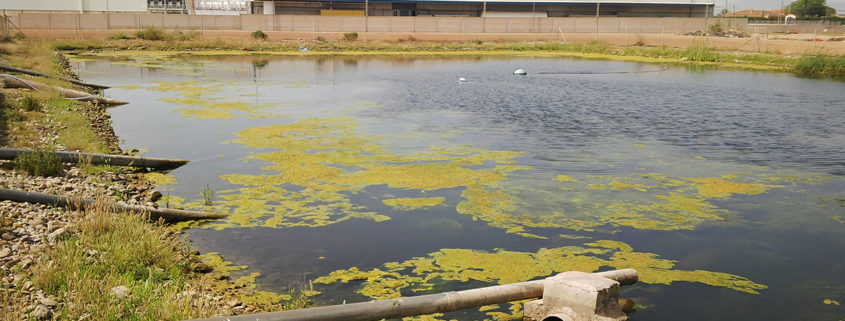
[73,54,845,321]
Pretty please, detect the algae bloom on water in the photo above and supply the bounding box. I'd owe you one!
[314,240,767,302]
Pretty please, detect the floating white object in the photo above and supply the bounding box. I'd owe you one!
[513,68,527,75]
[459,77,468,82]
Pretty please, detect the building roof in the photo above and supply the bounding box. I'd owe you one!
[724,8,784,17]
[261,0,715,4]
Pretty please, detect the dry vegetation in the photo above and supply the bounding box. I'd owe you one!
[44,31,845,78]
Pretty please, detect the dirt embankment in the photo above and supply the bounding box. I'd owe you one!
[21,29,845,55]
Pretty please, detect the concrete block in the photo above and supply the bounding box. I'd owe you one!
[523,271,627,321]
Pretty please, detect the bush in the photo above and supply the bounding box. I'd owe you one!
[316,36,326,42]
[251,30,268,40]
[106,32,130,40]
[794,54,845,78]
[21,95,40,111]
[707,21,724,35]
[136,27,166,41]
[14,150,62,176]
[343,32,358,41]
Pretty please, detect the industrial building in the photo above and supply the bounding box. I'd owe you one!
[253,0,715,17]
[0,0,714,17]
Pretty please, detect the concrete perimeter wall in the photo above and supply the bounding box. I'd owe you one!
[7,12,752,34]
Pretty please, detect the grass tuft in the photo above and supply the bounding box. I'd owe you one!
[32,202,205,320]
[251,30,268,40]
[14,150,62,176]
[343,32,358,41]
[136,27,167,41]
[201,185,214,206]
[683,40,719,62]
[21,95,40,111]
[107,32,131,40]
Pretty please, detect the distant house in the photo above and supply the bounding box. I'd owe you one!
[251,0,716,18]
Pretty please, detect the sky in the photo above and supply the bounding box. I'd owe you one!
[718,0,845,13]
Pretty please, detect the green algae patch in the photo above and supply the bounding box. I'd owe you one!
[172,112,823,236]
[198,252,247,277]
[198,252,294,305]
[685,177,782,198]
[142,172,178,186]
[383,197,446,210]
[451,165,817,236]
[833,216,844,224]
[121,80,280,119]
[199,117,526,229]
[314,240,767,302]
[555,175,579,183]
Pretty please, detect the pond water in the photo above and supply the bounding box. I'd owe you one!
[71,53,845,321]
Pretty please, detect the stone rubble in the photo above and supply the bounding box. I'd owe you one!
[0,165,157,318]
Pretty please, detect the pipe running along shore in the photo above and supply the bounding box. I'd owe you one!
[0,64,111,89]
[0,74,127,106]
[187,269,638,321]
[0,148,189,169]
[0,188,227,222]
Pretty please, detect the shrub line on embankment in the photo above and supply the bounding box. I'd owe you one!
[48,32,845,78]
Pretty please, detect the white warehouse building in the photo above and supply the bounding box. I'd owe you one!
[0,0,714,17]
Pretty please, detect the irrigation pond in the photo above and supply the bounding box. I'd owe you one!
[70,53,845,321]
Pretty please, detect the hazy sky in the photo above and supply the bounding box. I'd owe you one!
[719,0,845,13]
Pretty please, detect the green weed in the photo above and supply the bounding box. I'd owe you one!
[794,54,845,78]
[683,41,719,62]
[31,202,203,320]
[251,30,268,40]
[136,27,167,41]
[201,185,214,206]
[21,95,40,111]
[14,150,62,176]
[343,32,358,41]
[707,21,724,35]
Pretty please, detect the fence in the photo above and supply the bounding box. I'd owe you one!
[6,12,749,35]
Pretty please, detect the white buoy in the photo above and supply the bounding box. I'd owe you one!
[459,77,468,83]
[513,68,527,75]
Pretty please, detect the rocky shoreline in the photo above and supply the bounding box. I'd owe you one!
[0,53,162,318]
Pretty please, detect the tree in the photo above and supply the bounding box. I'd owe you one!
[786,0,836,16]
